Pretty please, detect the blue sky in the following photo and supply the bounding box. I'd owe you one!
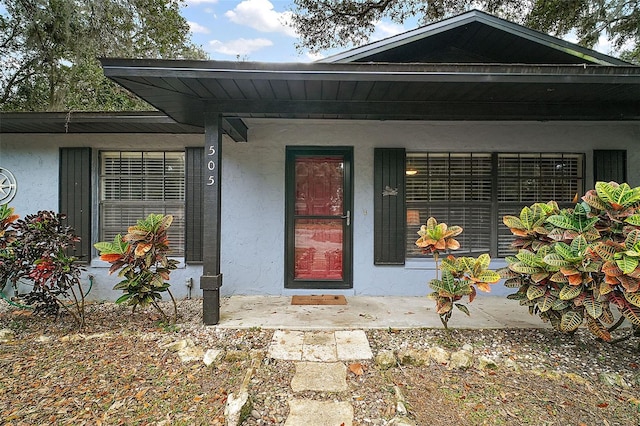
[181,0,622,63]
[0,0,620,63]
[180,0,412,62]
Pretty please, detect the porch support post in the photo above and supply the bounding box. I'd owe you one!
[201,112,223,325]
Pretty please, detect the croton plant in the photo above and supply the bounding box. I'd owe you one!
[0,207,86,326]
[417,217,500,329]
[501,181,640,342]
[94,213,179,324]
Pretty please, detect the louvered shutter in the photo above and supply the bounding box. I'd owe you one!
[59,148,92,262]
[374,148,406,265]
[594,150,626,184]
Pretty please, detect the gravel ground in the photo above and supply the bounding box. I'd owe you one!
[1,298,639,425]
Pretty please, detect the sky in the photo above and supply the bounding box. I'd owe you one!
[181,0,623,64]
[180,0,411,62]
[0,0,623,64]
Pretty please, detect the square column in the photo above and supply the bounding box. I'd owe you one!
[201,112,223,324]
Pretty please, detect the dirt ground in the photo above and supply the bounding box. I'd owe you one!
[1,300,639,425]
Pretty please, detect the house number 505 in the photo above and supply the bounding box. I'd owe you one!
[207,146,216,185]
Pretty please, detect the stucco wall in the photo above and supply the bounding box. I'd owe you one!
[1,120,639,301]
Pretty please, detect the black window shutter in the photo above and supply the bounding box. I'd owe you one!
[594,150,627,184]
[374,148,406,265]
[185,147,204,263]
[59,148,91,262]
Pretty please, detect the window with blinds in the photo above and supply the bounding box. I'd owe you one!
[406,153,493,257]
[100,151,186,256]
[406,152,584,258]
[497,153,583,257]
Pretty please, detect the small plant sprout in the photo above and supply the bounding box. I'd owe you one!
[416,217,500,330]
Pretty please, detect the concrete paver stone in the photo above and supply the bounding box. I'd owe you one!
[303,331,335,345]
[284,399,353,426]
[291,361,348,392]
[267,330,304,360]
[335,330,373,360]
[302,343,337,362]
[302,331,338,361]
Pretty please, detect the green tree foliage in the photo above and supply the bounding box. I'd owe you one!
[0,0,207,112]
[291,0,639,63]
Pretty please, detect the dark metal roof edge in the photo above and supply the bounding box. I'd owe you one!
[103,61,640,85]
[0,111,204,134]
[317,9,630,66]
[2,111,176,122]
[103,57,639,73]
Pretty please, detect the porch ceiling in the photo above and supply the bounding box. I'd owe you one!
[101,59,640,125]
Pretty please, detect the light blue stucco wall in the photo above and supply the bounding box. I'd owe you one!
[1,120,639,301]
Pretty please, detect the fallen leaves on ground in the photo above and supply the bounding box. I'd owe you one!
[349,362,365,376]
[0,301,268,426]
[1,333,235,425]
[393,365,640,425]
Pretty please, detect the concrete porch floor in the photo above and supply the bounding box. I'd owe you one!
[216,295,546,330]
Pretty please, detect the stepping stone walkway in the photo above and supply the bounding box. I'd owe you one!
[267,330,373,426]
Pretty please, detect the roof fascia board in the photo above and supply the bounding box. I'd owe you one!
[1,111,174,122]
[0,111,247,142]
[106,64,640,85]
[318,9,628,66]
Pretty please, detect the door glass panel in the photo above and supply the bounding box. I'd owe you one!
[295,157,344,216]
[294,219,343,280]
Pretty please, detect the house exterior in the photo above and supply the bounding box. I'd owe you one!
[1,10,639,324]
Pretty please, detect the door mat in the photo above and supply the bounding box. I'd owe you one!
[291,295,347,305]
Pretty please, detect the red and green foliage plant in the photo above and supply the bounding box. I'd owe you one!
[501,181,640,342]
[94,213,179,324]
[416,217,500,329]
[0,207,86,326]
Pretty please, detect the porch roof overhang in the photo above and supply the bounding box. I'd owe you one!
[0,111,201,134]
[0,111,248,142]
[101,58,640,125]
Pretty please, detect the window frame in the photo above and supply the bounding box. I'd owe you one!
[405,151,585,258]
[98,150,186,257]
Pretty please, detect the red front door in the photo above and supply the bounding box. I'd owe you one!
[285,147,353,289]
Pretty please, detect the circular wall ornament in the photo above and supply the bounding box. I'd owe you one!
[0,167,17,204]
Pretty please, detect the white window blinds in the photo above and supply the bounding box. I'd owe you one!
[100,151,185,256]
[406,152,584,258]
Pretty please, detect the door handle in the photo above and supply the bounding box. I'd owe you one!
[342,210,351,226]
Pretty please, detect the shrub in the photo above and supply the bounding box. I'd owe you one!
[501,181,640,342]
[416,217,500,329]
[0,207,87,326]
[94,213,179,324]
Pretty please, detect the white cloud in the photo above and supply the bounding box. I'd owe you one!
[208,38,273,57]
[188,21,210,34]
[371,20,407,41]
[225,0,297,37]
[305,52,325,61]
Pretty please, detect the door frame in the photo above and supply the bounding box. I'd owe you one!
[284,146,354,289]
